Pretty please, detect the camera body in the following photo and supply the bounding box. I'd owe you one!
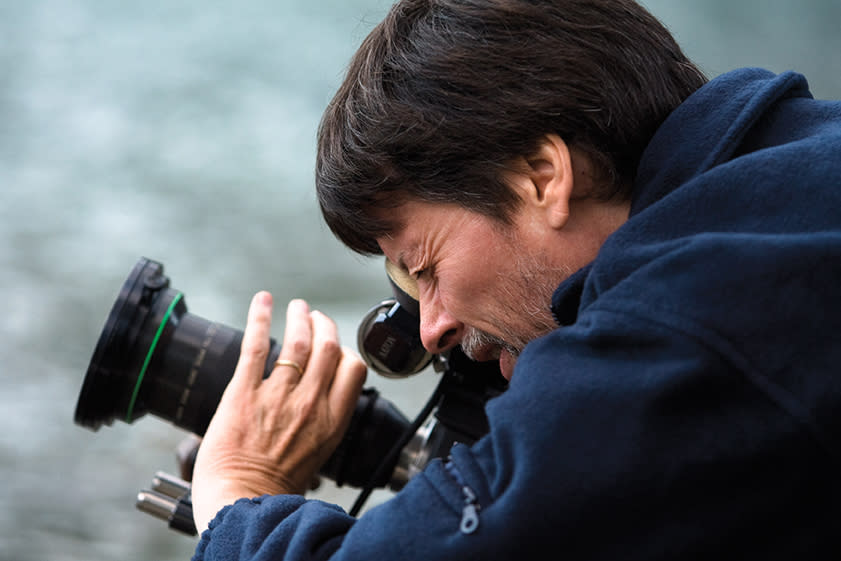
[74,257,506,534]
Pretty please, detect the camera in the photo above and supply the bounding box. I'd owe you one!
[74,257,506,535]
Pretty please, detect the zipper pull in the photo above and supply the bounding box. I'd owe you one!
[459,486,480,534]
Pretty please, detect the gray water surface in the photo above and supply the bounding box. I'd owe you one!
[2,1,839,559]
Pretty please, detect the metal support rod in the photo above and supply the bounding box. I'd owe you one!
[136,490,178,522]
[151,471,191,498]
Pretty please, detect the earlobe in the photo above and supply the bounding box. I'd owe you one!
[524,134,573,230]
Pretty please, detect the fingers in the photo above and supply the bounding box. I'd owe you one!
[297,310,341,394]
[232,291,275,390]
[249,297,366,414]
[328,347,367,418]
[271,299,312,384]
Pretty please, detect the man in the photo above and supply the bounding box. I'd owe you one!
[191,0,841,559]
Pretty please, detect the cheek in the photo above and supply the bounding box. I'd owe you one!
[438,270,502,327]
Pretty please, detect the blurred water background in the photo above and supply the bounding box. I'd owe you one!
[1,1,839,559]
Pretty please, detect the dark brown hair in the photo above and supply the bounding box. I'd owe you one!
[316,0,707,254]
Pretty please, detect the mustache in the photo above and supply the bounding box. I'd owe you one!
[460,327,520,362]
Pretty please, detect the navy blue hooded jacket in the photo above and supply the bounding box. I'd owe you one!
[193,69,841,560]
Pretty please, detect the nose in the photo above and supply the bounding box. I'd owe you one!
[419,299,464,355]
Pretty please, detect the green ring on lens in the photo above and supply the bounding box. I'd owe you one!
[125,292,184,423]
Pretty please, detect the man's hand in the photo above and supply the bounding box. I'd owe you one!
[191,292,367,532]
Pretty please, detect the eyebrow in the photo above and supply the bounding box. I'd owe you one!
[397,245,423,276]
[386,253,421,300]
[396,245,417,273]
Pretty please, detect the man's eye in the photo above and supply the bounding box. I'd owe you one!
[412,265,433,281]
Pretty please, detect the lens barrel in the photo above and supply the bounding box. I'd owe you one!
[74,257,410,488]
[74,258,274,435]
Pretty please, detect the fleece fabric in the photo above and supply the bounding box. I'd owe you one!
[193,68,841,561]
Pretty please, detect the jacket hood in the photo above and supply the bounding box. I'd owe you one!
[551,68,817,325]
[631,68,812,214]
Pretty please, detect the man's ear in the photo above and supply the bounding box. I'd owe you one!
[523,133,574,230]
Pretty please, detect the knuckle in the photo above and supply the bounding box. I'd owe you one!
[352,357,368,378]
[293,395,320,421]
[242,338,270,362]
[290,338,311,356]
[318,338,341,359]
[341,348,368,377]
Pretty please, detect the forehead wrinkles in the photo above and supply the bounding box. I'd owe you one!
[379,202,432,268]
[381,198,490,273]
[376,219,418,272]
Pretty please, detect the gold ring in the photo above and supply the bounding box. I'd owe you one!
[274,359,304,376]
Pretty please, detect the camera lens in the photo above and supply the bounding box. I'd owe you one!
[74,257,412,489]
[74,257,280,435]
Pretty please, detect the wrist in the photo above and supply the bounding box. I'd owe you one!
[191,471,303,532]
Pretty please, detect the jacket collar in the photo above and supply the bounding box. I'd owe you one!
[550,69,812,327]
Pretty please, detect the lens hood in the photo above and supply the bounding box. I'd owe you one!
[74,257,174,430]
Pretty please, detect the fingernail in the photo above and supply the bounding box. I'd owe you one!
[289,298,309,312]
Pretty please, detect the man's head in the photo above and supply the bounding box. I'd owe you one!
[317,0,705,254]
[316,0,706,377]
[372,135,630,378]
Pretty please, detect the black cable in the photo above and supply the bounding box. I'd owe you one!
[348,374,447,517]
